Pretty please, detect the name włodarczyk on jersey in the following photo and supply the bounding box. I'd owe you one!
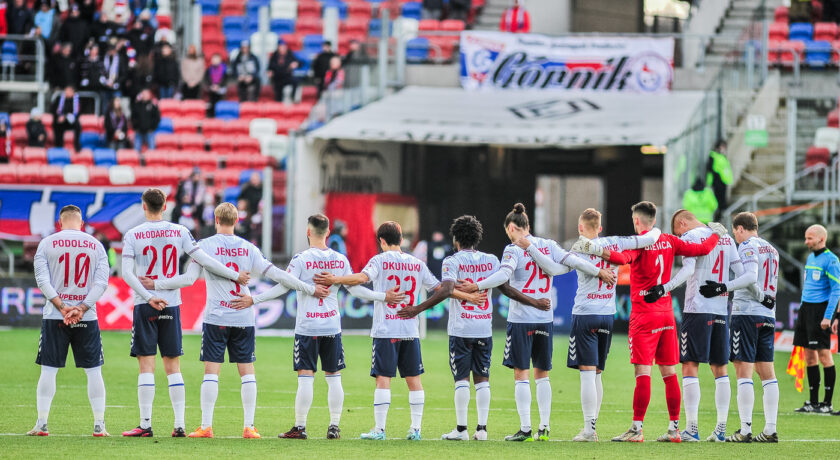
[132,229,181,240]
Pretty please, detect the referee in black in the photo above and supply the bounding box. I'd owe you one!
[794,225,840,414]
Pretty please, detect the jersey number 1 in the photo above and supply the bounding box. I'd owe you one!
[59,252,91,288]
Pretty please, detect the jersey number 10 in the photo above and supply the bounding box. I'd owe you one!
[59,252,91,288]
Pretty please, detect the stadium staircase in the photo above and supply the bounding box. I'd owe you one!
[472,0,509,31]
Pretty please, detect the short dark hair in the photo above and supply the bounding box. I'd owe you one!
[142,188,166,213]
[376,221,402,246]
[732,212,758,231]
[631,201,657,222]
[450,215,483,249]
[308,214,330,236]
[504,203,529,230]
[59,205,82,219]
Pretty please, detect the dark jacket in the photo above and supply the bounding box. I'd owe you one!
[57,16,90,57]
[49,53,78,88]
[153,54,180,87]
[268,50,298,84]
[104,109,128,143]
[130,99,160,133]
[91,18,118,50]
[238,183,262,215]
[126,23,155,57]
[422,0,444,9]
[26,119,47,147]
[52,93,80,123]
[79,56,106,91]
[231,52,260,78]
[6,4,33,35]
[312,50,335,80]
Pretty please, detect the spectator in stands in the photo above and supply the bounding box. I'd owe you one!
[50,43,78,90]
[78,0,97,22]
[102,44,125,103]
[422,0,443,20]
[267,40,299,103]
[500,0,530,33]
[126,11,155,74]
[707,140,733,221]
[825,0,840,23]
[34,2,55,40]
[180,44,205,100]
[239,172,262,217]
[104,97,129,149]
[682,177,718,224]
[7,0,33,35]
[323,56,345,92]
[235,198,254,242]
[153,42,179,99]
[52,85,81,151]
[312,41,336,97]
[328,219,348,257]
[231,40,260,102]
[0,118,10,164]
[131,88,160,152]
[173,168,206,234]
[26,107,46,147]
[57,5,90,58]
[79,44,107,108]
[789,0,813,23]
[102,0,131,26]
[426,230,453,279]
[204,52,227,117]
[450,0,471,22]
[91,11,118,54]
[22,26,48,76]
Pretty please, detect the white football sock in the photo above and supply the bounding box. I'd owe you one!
[408,390,424,430]
[325,374,344,426]
[241,374,257,428]
[475,381,490,427]
[294,375,314,427]
[373,388,390,431]
[762,379,779,435]
[514,380,531,432]
[36,366,58,427]
[138,373,155,429]
[682,376,700,435]
[535,377,551,430]
[454,381,470,427]
[737,378,754,435]
[580,371,597,434]
[167,373,185,429]
[715,375,730,433]
[84,366,106,426]
[200,374,219,429]
[595,372,604,419]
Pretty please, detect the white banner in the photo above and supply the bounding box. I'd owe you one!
[459,31,675,93]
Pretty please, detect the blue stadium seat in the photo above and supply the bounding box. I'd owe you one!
[215,101,240,119]
[293,51,311,76]
[46,147,71,166]
[1,41,18,65]
[239,169,261,184]
[0,112,8,125]
[224,186,240,204]
[321,1,348,20]
[401,2,422,21]
[789,22,814,41]
[80,132,102,149]
[369,18,392,38]
[199,0,221,15]
[806,40,832,67]
[223,16,248,34]
[406,38,430,63]
[157,117,174,134]
[226,31,251,52]
[247,0,270,15]
[270,19,296,35]
[247,16,261,34]
[93,148,117,167]
[303,34,325,52]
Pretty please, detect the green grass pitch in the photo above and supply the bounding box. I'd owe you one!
[0,328,836,459]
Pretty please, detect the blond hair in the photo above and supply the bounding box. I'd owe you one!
[579,208,601,231]
[215,202,239,226]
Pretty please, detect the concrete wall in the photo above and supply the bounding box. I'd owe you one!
[571,0,643,33]
[528,0,572,34]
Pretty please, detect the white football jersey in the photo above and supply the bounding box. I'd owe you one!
[362,250,440,338]
[122,220,203,306]
[195,234,272,327]
[501,236,573,324]
[680,227,740,316]
[287,247,353,336]
[441,250,499,338]
[733,236,779,319]
[34,229,109,321]
[572,235,638,315]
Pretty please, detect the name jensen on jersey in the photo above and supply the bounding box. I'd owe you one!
[133,229,181,240]
[306,260,346,270]
[215,247,250,257]
[51,239,98,249]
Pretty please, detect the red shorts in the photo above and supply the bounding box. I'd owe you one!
[628,311,678,366]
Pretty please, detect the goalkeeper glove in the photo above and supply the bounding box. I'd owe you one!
[699,280,727,298]
[571,236,604,256]
[761,295,776,309]
[643,284,665,303]
[707,222,728,236]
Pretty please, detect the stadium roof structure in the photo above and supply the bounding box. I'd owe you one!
[310,86,705,149]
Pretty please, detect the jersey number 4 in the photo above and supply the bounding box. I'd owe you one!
[58,252,90,288]
[143,244,177,279]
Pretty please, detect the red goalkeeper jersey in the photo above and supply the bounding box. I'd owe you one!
[623,230,719,313]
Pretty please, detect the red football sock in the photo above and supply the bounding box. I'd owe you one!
[633,374,651,421]
[663,374,681,421]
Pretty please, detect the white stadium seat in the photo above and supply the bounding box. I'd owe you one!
[109,165,135,185]
[260,134,289,159]
[271,0,297,19]
[63,165,89,184]
[250,118,279,140]
[814,127,840,154]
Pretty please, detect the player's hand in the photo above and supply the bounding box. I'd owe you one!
[821,318,831,330]
[313,284,330,299]
[237,271,250,286]
[384,287,406,305]
[832,319,838,335]
[456,280,479,293]
[699,280,727,298]
[314,272,337,286]
[513,237,531,250]
[463,290,488,306]
[708,222,728,236]
[138,276,155,290]
[148,297,168,311]
[760,295,776,309]
[230,293,254,310]
[597,268,616,287]
[572,236,604,256]
[643,284,665,303]
[533,298,551,311]
[397,305,420,319]
[62,306,83,325]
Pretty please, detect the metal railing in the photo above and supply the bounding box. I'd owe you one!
[0,34,48,110]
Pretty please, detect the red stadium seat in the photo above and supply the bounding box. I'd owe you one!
[828,109,839,128]
[769,22,788,41]
[346,1,372,20]
[419,19,441,31]
[10,112,28,131]
[239,102,261,120]
[0,164,17,183]
[180,134,207,151]
[341,18,369,35]
[23,147,46,164]
[194,153,219,170]
[298,0,321,18]
[201,118,227,136]
[170,151,196,169]
[181,100,207,119]
[288,102,314,120]
[172,119,200,134]
[157,15,172,30]
[281,34,303,51]
[209,135,236,152]
[276,118,301,134]
[259,102,288,119]
[779,40,805,66]
[774,5,788,23]
[17,164,41,183]
[251,155,272,169]
[40,166,64,184]
[220,0,245,16]
[235,136,262,154]
[74,149,94,165]
[202,15,222,31]
[225,154,251,169]
[80,114,103,132]
[815,22,838,41]
[440,20,466,31]
[155,134,180,150]
[133,167,156,185]
[214,168,242,188]
[158,99,181,118]
[116,148,140,166]
[806,146,831,168]
[227,119,252,135]
[88,167,110,185]
[301,86,318,103]
[297,16,323,35]
[144,150,172,167]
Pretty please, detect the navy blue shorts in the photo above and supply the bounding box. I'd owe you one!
[567,314,613,371]
[680,313,729,365]
[295,334,345,372]
[130,304,183,358]
[36,319,104,369]
[371,338,424,378]
[449,336,492,381]
[200,324,256,363]
[502,322,553,371]
[730,315,776,363]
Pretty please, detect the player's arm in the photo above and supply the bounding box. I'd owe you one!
[153,261,202,290]
[521,242,571,276]
[33,241,59,303]
[80,243,111,311]
[230,281,291,310]
[663,256,696,294]
[672,231,720,257]
[462,247,516,293]
[347,284,396,303]
[449,288,488,305]
[121,253,155,303]
[614,228,662,251]
[186,245,244,283]
[498,282,551,311]
[397,279,452,318]
[264,265,317,296]
[315,271,370,286]
[823,257,840,323]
